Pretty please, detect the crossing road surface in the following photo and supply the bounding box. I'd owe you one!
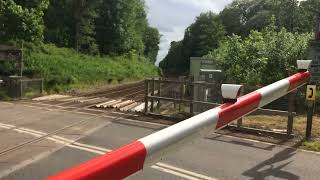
[1,101,320,180]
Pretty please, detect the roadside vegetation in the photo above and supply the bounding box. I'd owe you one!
[0,0,160,93]
[23,44,158,93]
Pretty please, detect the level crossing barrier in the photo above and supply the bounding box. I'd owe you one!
[47,60,312,180]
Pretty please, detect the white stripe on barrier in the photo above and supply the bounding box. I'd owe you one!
[257,79,290,107]
[139,108,220,164]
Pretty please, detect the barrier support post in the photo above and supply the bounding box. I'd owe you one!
[287,91,296,136]
[237,87,245,128]
[144,80,149,113]
[150,78,155,112]
[306,100,314,141]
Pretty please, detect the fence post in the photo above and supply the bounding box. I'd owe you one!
[150,78,155,113]
[157,78,161,111]
[40,79,44,94]
[190,81,194,115]
[287,90,296,136]
[179,80,185,112]
[18,78,22,100]
[144,80,149,113]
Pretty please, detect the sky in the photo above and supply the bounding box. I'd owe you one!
[145,0,233,65]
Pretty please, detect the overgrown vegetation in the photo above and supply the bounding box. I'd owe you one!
[22,43,158,93]
[0,0,160,93]
[207,22,312,85]
[159,12,225,74]
[159,0,318,82]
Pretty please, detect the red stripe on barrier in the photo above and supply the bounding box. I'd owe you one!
[46,141,147,180]
[287,71,310,91]
[216,92,261,129]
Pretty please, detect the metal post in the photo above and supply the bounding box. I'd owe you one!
[287,91,296,136]
[40,79,44,94]
[157,78,161,111]
[190,82,194,115]
[144,80,149,113]
[237,86,244,127]
[150,78,155,113]
[19,79,22,99]
[306,101,314,141]
[179,81,185,111]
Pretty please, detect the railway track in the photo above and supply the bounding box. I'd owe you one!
[31,81,147,113]
[31,80,177,114]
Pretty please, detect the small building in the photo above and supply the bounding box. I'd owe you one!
[189,57,223,83]
[189,57,224,113]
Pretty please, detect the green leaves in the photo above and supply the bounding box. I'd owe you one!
[160,12,225,74]
[143,27,160,63]
[97,0,148,55]
[1,0,160,63]
[208,25,312,85]
[21,43,158,92]
[0,0,49,42]
[220,0,320,36]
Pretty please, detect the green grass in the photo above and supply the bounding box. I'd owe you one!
[302,141,320,152]
[242,115,320,152]
[0,87,12,101]
[19,43,158,93]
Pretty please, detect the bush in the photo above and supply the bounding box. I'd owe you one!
[12,43,158,92]
[207,23,312,85]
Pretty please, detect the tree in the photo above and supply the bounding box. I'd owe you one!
[143,26,160,63]
[72,0,99,54]
[219,0,254,36]
[0,0,49,42]
[43,0,73,47]
[187,12,225,57]
[159,41,184,74]
[160,12,225,74]
[298,0,320,33]
[44,0,99,54]
[219,0,319,36]
[207,23,312,85]
[96,0,147,55]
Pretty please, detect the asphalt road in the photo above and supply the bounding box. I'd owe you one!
[1,101,320,180]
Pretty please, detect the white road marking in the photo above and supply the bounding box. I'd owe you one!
[155,162,217,180]
[14,129,42,137]
[151,165,202,180]
[0,122,217,180]
[0,123,15,128]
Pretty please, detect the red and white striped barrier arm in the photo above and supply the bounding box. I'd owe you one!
[47,60,311,180]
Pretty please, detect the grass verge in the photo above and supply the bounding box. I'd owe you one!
[10,43,158,93]
[242,115,320,152]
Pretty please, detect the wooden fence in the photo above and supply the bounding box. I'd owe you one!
[144,78,298,136]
